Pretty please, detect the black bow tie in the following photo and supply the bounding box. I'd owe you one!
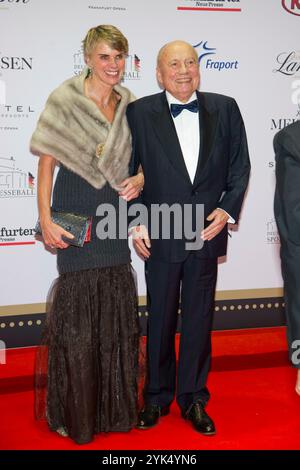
[170,99,198,118]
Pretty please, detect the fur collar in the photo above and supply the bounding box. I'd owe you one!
[30,67,134,189]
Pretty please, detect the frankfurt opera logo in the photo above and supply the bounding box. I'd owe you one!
[282,0,300,16]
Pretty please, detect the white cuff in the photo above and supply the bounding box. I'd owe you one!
[217,208,235,224]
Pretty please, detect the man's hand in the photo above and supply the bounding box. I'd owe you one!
[131,225,151,260]
[201,208,229,241]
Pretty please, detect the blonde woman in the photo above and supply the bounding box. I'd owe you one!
[31,25,143,444]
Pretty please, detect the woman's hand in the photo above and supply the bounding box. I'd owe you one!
[37,154,74,250]
[40,218,74,250]
[118,172,144,201]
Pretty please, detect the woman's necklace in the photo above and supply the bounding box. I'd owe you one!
[85,78,117,110]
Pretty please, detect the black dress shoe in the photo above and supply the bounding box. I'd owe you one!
[182,401,216,436]
[136,404,170,430]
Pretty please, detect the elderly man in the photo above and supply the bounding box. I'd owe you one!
[127,40,250,434]
[274,120,300,396]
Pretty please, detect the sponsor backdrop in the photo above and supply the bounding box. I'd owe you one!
[0,0,299,347]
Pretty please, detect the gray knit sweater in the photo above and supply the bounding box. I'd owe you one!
[53,165,130,274]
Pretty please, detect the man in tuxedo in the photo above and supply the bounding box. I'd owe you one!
[274,120,300,396]
[127,40,250,434]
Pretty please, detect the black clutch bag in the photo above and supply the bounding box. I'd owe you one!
[35,210,92,247]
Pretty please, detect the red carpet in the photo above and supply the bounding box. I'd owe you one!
[0,327,300,450]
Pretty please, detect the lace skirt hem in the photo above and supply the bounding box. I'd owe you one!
[35,264,140,444]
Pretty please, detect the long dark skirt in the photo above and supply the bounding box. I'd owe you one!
[35,264,140,444]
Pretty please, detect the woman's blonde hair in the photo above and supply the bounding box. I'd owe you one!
[83,25,128,59]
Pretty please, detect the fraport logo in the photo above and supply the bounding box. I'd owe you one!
[193,41,239,71]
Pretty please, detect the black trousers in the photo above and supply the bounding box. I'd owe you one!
[281,246,300,369]
[144,253,218,413]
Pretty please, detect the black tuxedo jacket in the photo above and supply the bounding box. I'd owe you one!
[127,90,250,262]
[274,120,300,249]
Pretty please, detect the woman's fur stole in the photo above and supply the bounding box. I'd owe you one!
[30,67,135,190]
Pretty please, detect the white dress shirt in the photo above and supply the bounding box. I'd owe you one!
[166,91,199,183]
[166,91,234,224]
